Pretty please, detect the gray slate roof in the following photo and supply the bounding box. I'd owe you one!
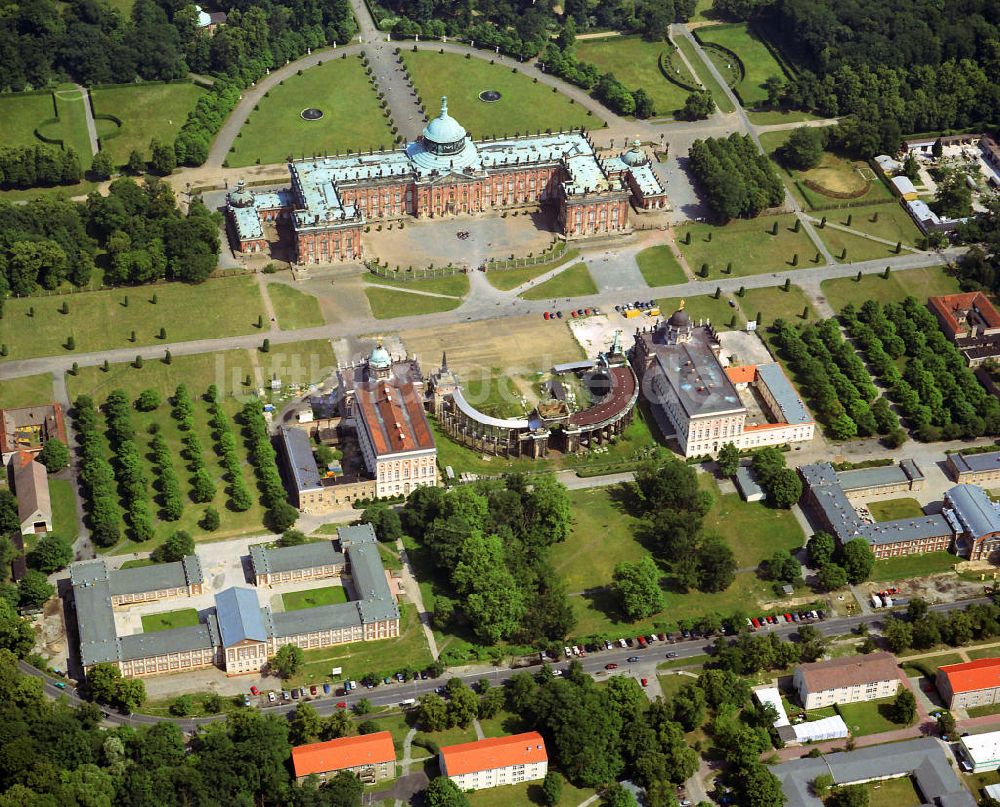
[756,362,812,425]
[216,587,268,646]
[951,450,1000,474]
[772,737,974,807]
[71,560,121,667]
[280,426,322,493]
[647,327,743,419]
[119,624,215,661]
[944,483,1000,539]
[109,556,203,596]
[250,540,344,577]
[341,524,399,624]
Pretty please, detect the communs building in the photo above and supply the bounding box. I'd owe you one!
[226,97,667,262]
[70,524,398,679]
[630,304,814,457]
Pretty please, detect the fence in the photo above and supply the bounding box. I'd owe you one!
[485,240,567,271]
[366,262,464,280]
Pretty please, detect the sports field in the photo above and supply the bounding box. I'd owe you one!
[229,57,394,167]
[282,586,349,611]
[576,36,696,117]
[0,276,265,361]
[695,23,786,107]
[91,81,207,166]
[401,50,597,138]
[141,609,200,633]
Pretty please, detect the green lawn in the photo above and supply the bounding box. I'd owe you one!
[675,36,734,113]
[576,36,695,117]
[675,215,823,278]
[229,57,394,167]
[401,50,597,138]
[282,586,349,611]
[460,372,527,419]
[863,776,923,807]
[258,339,337,392]
[964,645,1000,661]
[364,286,463,319]
[837,696,910,736]
[519,263,597,300]
[366,273,470,297]
[868,498,924,522]
[816,224,905,264]
[119,558,155,570]
[746,109,827,125]
[636,245,688,287]
[0,374,54,409]
[267,283,326,330]
[49,479,79,543]
[52,85,94,159]
[740,284,815,326]
[90,82,207,167]
[289,603,434,687]
[967,702,1000,718]
[656,294,744,331]
[477,709,529,739]
[467,780,595,807]
[870,551,957,582]
[695,23,787,108]
[485,252,581,291]
[899,652,963,678]
[821,203,923,247]
[0,92,58,149]
[699,474,804,568]
[0,277,265,361]
[141,608,200,633]
[819,265,961,312]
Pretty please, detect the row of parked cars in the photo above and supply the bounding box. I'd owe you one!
[542,307,602,321]
[748,610,826,631]
[560,632,694,660]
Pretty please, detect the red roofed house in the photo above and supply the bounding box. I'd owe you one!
[0,403,67,463]
[928,292,1000,366]
[291,731,396,784]
[937,658,1000,709]
[439,732,548,792]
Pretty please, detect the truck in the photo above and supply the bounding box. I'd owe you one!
[871,594,883,609]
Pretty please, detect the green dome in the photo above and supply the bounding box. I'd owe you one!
[422,97,467,153]
[369,343,392,369]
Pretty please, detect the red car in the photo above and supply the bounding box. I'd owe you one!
[641,678,648,687]
[250,685,259,696]
[751,618,760,630]
[784,613,793,622]
[605,663,619,670]
[637,636,647,646]
[336,701,347,708]
[310,685,318,695]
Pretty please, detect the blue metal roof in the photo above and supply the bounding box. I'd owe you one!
[945,484,1000,540]
[215,587,267,646]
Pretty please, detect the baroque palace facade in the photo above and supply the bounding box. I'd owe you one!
[226,97,667,262]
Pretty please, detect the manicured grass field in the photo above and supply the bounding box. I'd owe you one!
[49,479,80,543]
[870,551,957,582]
[119,558,155,570]
[0,276,265,361]
[899,652,963,678]
[366,273,470,297]
[467,780,595,807]
[0,374,54,409]
[864,776,922,807]
[257,339,337,391]
[267,283,326,330]
[675,215,822,278]
[401,50,597,138]
[365,286,463,319]
[576,36,695,117]
[0,92,57,149]
[819,265,961,312]
[965,644,1000,661]
[740,284,815,325]
[52,85,94,160]
[91,82,206,166]
[519,262,597,300]
[700,474,804,568]
[837,696,910,736]
[816,223,904,264]
[746,109,826,125]
[695,23,786,108]
[477,710,529,740]
[282,585,349,611]
[229,57,394,167]
[656,294,745,331]
[675,36,735,113]
[141,608,200,633]
[289,603,434,686]
[484,249,581,291]
[868,498,924,522]
[821,203,923,247]
[636,244,687,287]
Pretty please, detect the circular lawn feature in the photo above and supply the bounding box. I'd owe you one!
[300,107,324,121]
[478,90,502,103]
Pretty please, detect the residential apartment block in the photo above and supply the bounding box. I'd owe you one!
[937,658,1000,709]
[793,652,901,710]
[291,732,396,784]
[439,733,548,792]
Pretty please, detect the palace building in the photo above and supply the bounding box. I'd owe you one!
[225,98,667,262]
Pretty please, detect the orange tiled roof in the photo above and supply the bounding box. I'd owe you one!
[291,731,395,778]
[354,379,434,457]
[440,732,547,776]
[938,657,1000,694]
[929,292,1000,336]
[725,364,757,385]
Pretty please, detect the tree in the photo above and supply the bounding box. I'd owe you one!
[612,556,664,620]
[135,389,161,411]
[933,169,973,218]
[937,710,956,740]
[27,533,73,573]
[126,149,146,175]
[424,776,471,807]
[883,617,913,653]
[18,569,54,608]
[767,467,802,508]
[201,506,220,531]
[151,530,194,563]
[816,562,848,592]
[600,783,637,807]
[169,694,193,716]
[417,692,449,731]
[807,532,836,567]
[696,533,736,593]
[763,549,801,585]
[681,90,715,121]
[190,468,216,503]
[289,703,322,744]
[324,770,363,806]
[541,771,564,806]
[271,643,303,679]
[116,678,146,713]
[279,529,307,547]
[633,88,656,119]
[38,438,70,472]
[716,442,740,477]
[0,599,34,657]
[90,151,113,181]
[360,504,403,543]
[780,126,824,170]
[840,538,875,584]
[889,689,916,725]
[149,138,176,176]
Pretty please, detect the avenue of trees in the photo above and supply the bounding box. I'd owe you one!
[881,596,1000,654]
[241,398,299,533]
[400,473,574,648]
[0,145,82,191]
[842,297,1000,440]
[688,134,784,221]
[74,395,125,548]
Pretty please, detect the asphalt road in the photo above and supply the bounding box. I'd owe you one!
[22,595,990,731]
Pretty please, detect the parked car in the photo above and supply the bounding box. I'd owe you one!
[268,691,276,703]
[250,685,259,696]
[54,681,66,690]
[604,640,613,650]
[627,656,640,663]
[666,652,678,659]
[383,677,392,685]
[243,694,252,706]
[618,638,628,648]
[310,685,318,695]
[420,671,429,680]
[336,701,347,709]
[291,689,300,699]
[323,683,331,694]
[282,691,291,701]
[565,646,573,658]
[543,311,550,320]
[641,678,648,687]
[556,311,563,318]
